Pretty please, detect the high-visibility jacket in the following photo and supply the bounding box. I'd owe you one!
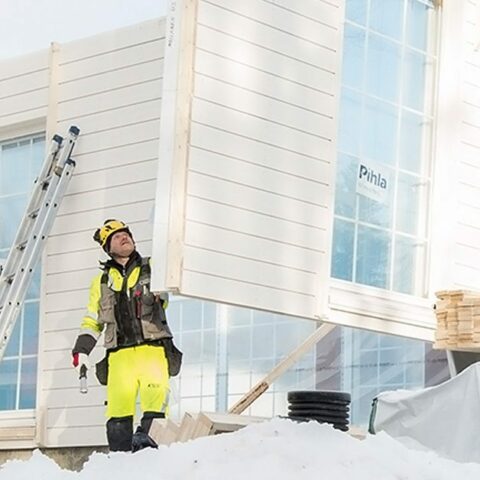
[80,252,172,351]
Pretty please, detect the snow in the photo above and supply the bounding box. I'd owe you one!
[1,418,480,479]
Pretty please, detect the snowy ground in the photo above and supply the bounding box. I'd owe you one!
[1,418,480,479]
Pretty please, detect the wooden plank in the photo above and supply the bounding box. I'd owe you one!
[206,0,339,45]
[57,79,162,121]
[58,101,161,143]
[183,247,317,295]
[190,123,331,182]
[61,39,164,84]
[0,427,36,440]
[59,59,163,102]
[197,1,337,72]
[191,98,334,160]
[177,413,197,442]
[0,88,48,119]
[188,149,330,209]
[196,24,335,95]
[58,19,165,65]
[181,270,317,319]
[186,196,327,252]
[193,74,334,139]
[0,50,49,81]
[229,323,336,414]
[194,49,335,116]
[66,159,157,196]
[184,222,322,273]
[0,69,48,99]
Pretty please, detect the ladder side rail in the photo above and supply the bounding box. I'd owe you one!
[0,136,63,308]
[0,128,75,283]
[0,126,79,362]
[0,159,77,361]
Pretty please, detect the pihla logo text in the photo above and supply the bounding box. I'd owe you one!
[358,164,387,190]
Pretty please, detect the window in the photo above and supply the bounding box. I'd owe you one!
[333,0,437,296]
[167,297,316,418]
[0,133,45,410]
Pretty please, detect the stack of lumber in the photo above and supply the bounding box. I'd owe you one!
[434,290,480,350]
[149,412,267,446]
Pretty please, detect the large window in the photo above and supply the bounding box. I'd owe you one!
[332,0,437,296]
[167,298,316,419]
[0,133,45,410]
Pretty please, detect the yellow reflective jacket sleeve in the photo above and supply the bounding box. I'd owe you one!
[80,272,104,336]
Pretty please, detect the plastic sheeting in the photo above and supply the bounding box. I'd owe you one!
[370,362,480,463]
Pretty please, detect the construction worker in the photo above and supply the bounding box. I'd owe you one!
[71,219,182,452]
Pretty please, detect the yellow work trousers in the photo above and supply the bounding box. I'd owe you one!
[106,344,170,418]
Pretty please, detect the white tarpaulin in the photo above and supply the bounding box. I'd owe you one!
[370,362,480,463]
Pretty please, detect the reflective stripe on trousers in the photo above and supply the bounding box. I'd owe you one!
[106,344,170,418]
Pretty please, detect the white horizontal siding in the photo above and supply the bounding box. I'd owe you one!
[449,0,480,289]
[33,18,166,448]
[161,0,341,318]
[0,50,49,128]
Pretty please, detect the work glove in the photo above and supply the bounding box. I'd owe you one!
[72,352,90,374]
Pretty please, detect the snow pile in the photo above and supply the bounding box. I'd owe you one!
[2,418,480,479]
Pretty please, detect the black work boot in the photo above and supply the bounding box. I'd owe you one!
[106,416,133,452]
[131,411,165,453]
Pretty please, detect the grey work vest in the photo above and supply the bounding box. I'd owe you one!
[98,257,173,350]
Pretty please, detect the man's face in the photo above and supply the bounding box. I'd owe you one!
[109,230,135,258]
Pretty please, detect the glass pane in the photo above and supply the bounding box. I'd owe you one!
[403,49,426,111]
[26,266,41,300]
[393,235,423,295]
[399,110,423,173]
[358,330,378,350]
[0,195,27,249]
[356,226,391,288]
[366,34,401,101]
[345,0,367,25]
[19,357,37,409]
[203,301,216,329]
[338,87,363,155]
[362,97,398,166]
[228,327,251,361]
[252,324,274,358]
[252,310,274,325]
[4,314,21,357]
[370,0,404,40]
[229,306,251,327]
[331,219,354,281]
[1,141,31,195]
[202,329,216,362]
[181,299,202,331]
[406,0,429,51]
[23,302,39,355]
[334,153,358,218]
[182,331,202,363]
[0,359,18,410]
[31,138,46,179]
[358,167,394,228]
[166,301,181,333]
[396,172,422,235]
[342,24,365,89]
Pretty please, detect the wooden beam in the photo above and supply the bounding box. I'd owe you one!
[229,323,336,414]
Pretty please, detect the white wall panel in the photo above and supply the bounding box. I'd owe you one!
[25,18,166,448]
[438,0,480,291]
[152,0,342,321]
[0,50,49,129]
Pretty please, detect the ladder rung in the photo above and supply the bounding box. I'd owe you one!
[16,241,27,251]
[28,208,40,219]
[5,274,15,284]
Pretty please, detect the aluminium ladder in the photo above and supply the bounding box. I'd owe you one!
[0,125,80,362]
